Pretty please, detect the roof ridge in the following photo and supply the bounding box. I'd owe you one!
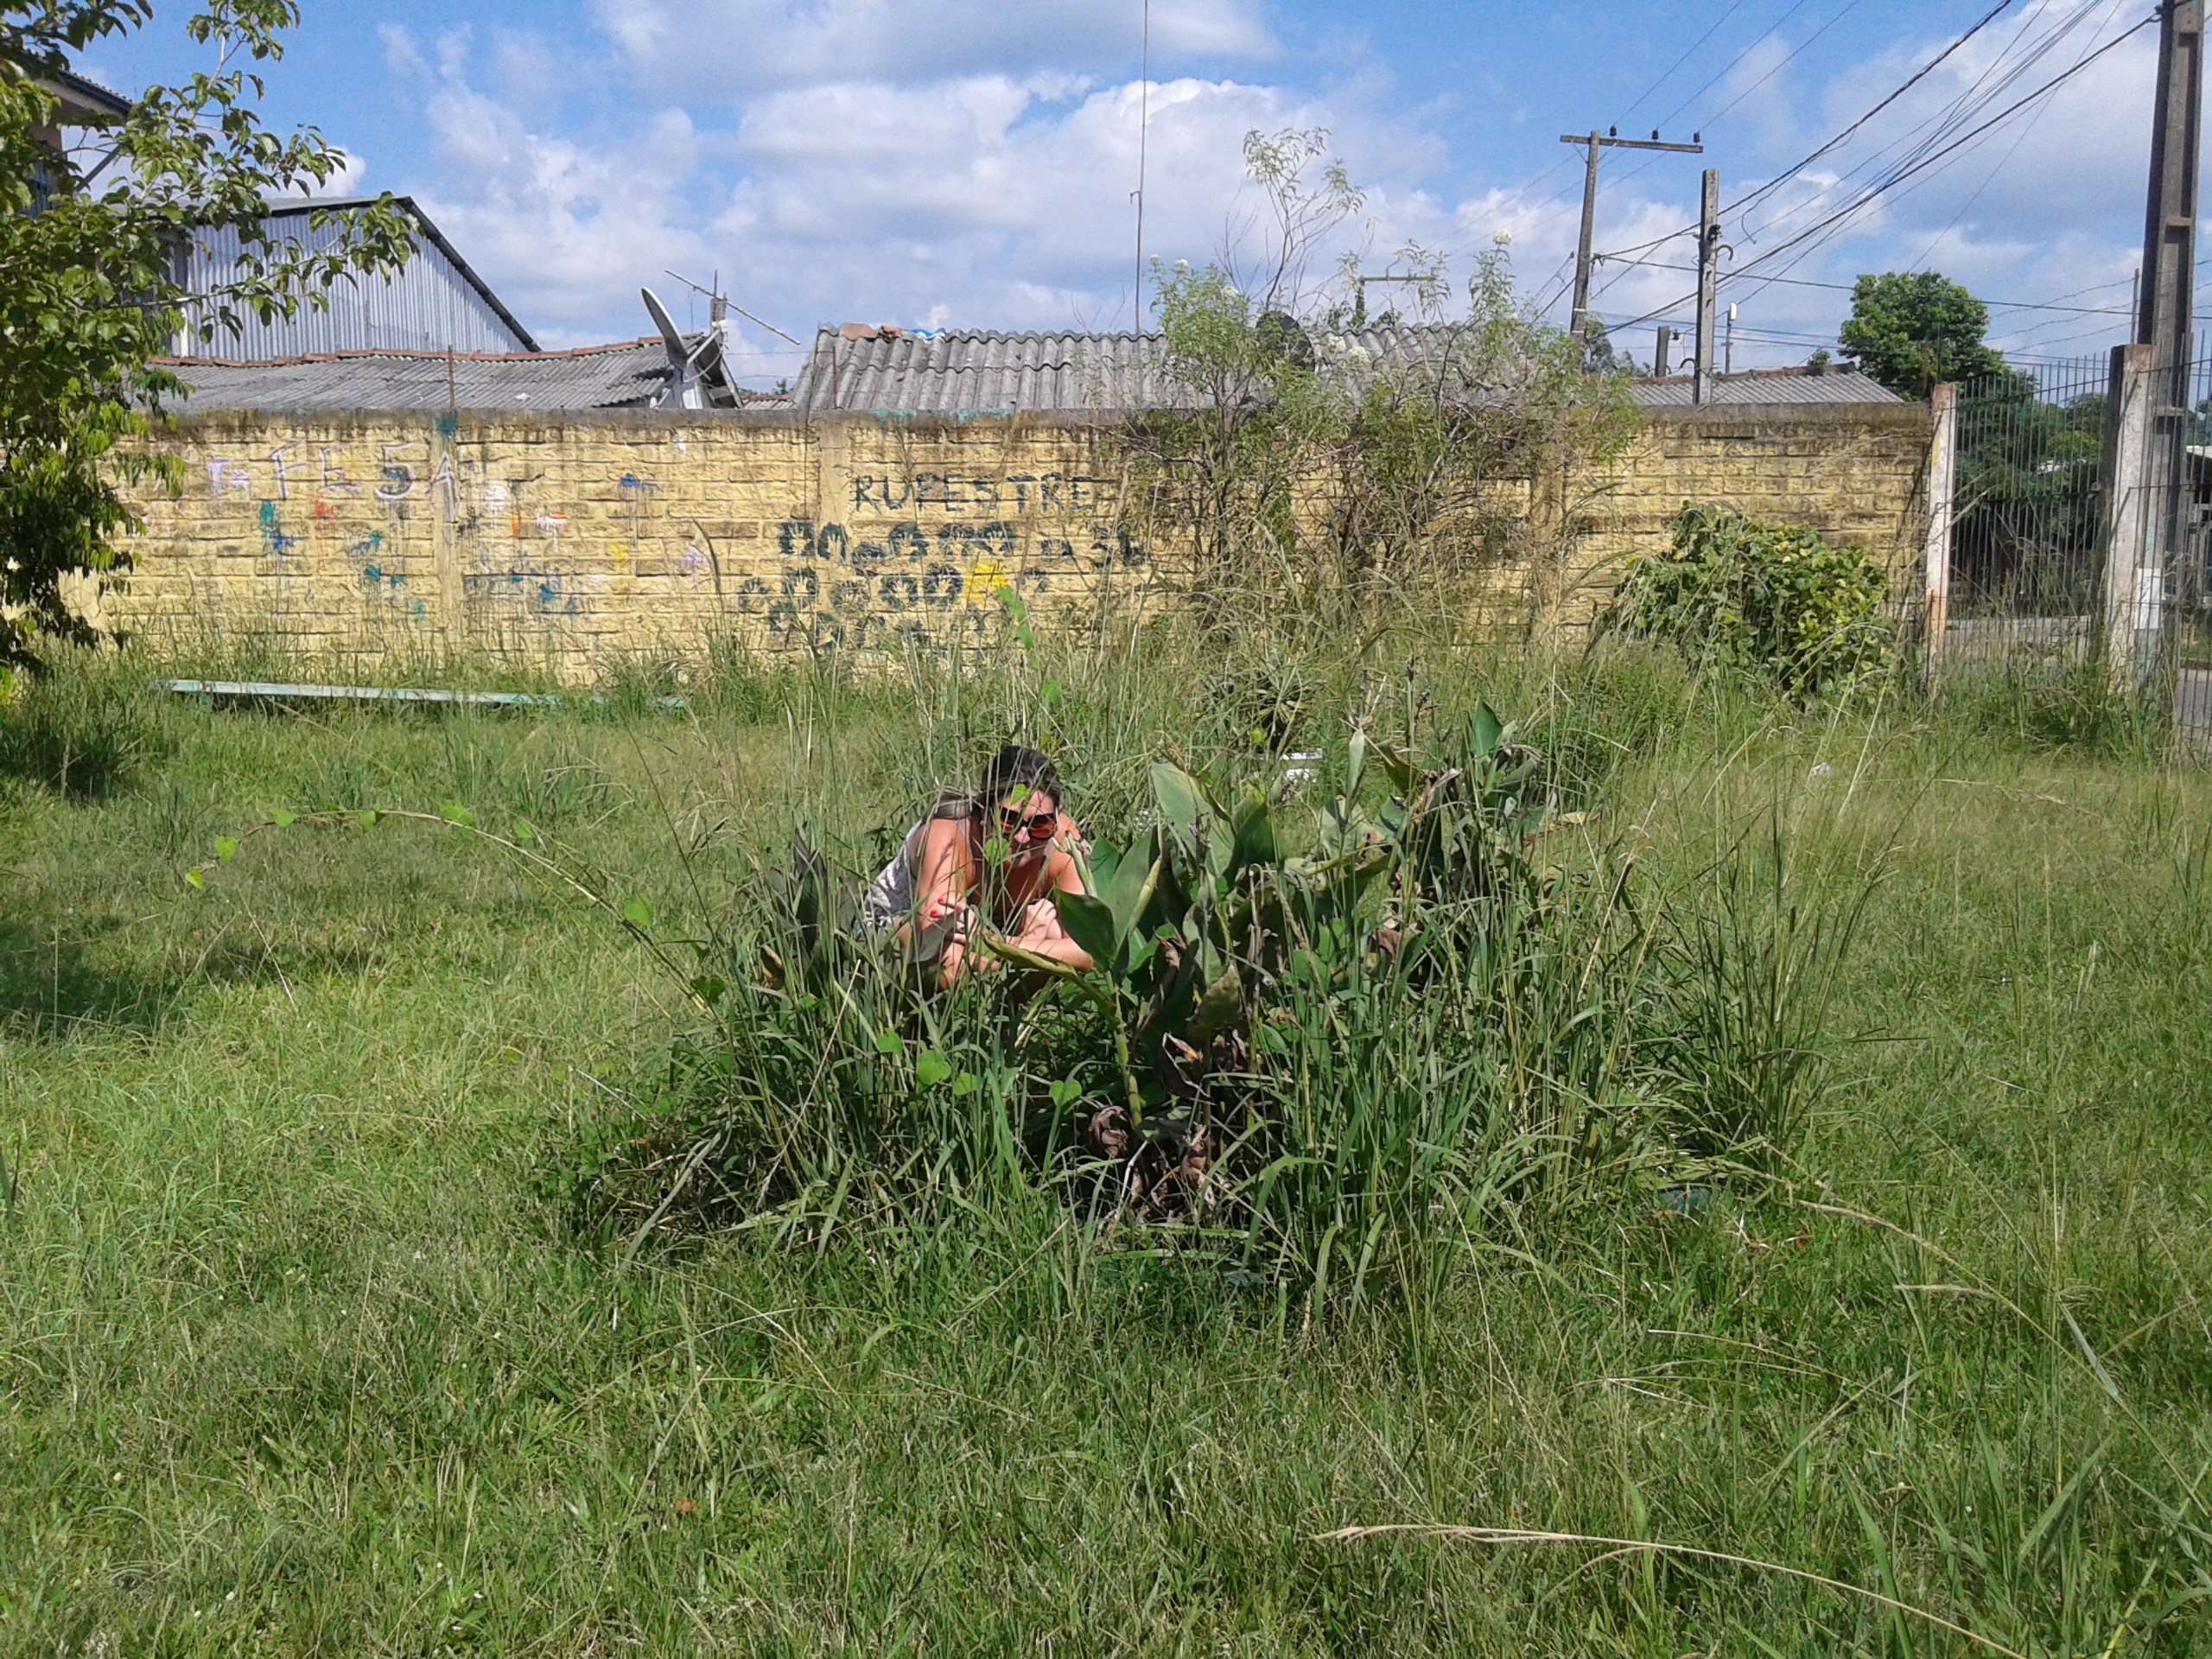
[155,337,662,368]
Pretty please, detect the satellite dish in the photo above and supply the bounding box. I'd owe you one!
[642,286,686,355]
[642,285,705,410]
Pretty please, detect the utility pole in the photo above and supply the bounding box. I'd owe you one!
[1654,324,1673,378]
[1562,127,1703,352]
[1694,168,1720,405]
[2129,0,2202,675]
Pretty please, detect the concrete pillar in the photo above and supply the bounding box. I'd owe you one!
[2100,343,2157,690]
[1923,383,1957,671]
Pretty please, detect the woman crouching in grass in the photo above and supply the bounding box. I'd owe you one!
[862,744,1092,986]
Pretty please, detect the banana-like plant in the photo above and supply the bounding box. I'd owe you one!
[985,702,1557,1213]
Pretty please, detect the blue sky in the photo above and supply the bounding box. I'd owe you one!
[81,0,2170,378]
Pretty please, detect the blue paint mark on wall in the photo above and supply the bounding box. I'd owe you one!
[256,499,295,556]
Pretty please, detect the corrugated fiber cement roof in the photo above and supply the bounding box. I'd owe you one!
[789,327,1904,414]
[151,331,1904,416]
[156,340,679,412]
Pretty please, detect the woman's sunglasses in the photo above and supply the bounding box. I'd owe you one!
[997,808,1058,842]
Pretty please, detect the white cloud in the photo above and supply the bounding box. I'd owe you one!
[588,0,1272,94]
[386,31,715,346]
[368,0,2161,374]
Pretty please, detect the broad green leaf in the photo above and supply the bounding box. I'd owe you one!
[690,976,727,1007]
[1188,966,1244,1046]
[358,810,378,829]
[913,1049,952,1090]
[438,801,474,829]
[1080,839,1118,895]
[1149,761,1213,855]
[1052,889,1122,969]
[951,1071,978,1096]
[511,818,536,844]
[873,1029,905,1056]
[1039,678,1063,708]
[270,809,296,829]
[1104,835,1164,944]
[620,896,655,930]
[213,836,238,863]
[1228,791,1279,880]
[1048,1077,1083,1108]
[184,868,204,891]
[1470,701,1505,760]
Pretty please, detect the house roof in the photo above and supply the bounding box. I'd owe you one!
[788,325,1904,415]
[1632,364,1902,405]
[149,329,1903,417]
[41,66,130,121]
[245,195,541,353]
[155,340,682,411]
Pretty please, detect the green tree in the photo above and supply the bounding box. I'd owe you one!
[2,3,412,678]
[1837,270,2006,399]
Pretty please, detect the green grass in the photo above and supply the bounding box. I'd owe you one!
[2,638,2209,1656]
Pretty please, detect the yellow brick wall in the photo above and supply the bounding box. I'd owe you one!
[1555,402,1936,628]
[103,402,1930,677]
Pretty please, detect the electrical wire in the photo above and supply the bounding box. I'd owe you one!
[1725,0,2019,219]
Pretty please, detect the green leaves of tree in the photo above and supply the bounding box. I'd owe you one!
[1604,505,1895,700]
[1838,270,2007,401]
[0,4,415,670]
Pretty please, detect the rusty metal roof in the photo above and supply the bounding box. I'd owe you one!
[156,340,684,411]
[790,326,1904,415]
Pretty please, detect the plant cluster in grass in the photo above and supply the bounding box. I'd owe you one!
[566,690,1856,1322]
[1603,504,1896,700]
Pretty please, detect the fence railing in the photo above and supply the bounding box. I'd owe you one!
[1936,341,2212,747]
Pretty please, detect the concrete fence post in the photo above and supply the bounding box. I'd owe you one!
[1923,383,1957,672]
[2099,343,2157,690]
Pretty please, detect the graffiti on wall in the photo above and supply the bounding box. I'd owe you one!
[163,443,1154,652]
[746,509,1147,651]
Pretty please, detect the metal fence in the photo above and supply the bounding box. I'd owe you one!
[1941,341,2212,749]
[1943,352,2111,667]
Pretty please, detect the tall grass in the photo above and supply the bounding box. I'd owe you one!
[1,631,2207,1653]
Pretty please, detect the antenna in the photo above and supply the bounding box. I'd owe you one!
[1134,0,1150,336]
[664,268,801,346]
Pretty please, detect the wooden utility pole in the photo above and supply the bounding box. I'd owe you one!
[1562,128,1703,351]
[2123,0,2202,680]
[1694,168,1720,405]
[1654,324,1673,378]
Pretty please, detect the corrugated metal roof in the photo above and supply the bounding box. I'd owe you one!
[156,340,679,411]
[174,195,537,358]
[151,330,1904,417]
[790,327,1904,414]
[1632,366,1902,406]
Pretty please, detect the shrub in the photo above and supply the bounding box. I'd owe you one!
[1604,504,1894,697]
[572,703,1853,1319]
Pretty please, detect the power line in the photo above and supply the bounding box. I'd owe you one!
[1593,254,2133,315]
[1725,0,2020,219]
[1718,15,2154,307]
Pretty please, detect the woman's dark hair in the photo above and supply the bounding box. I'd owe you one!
[981,744,1061,810]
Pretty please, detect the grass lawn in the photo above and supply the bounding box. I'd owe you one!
[2,645,2209,1656]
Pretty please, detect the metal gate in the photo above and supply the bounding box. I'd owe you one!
[1940,343,2212,748]
[1944,353,2111,667]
